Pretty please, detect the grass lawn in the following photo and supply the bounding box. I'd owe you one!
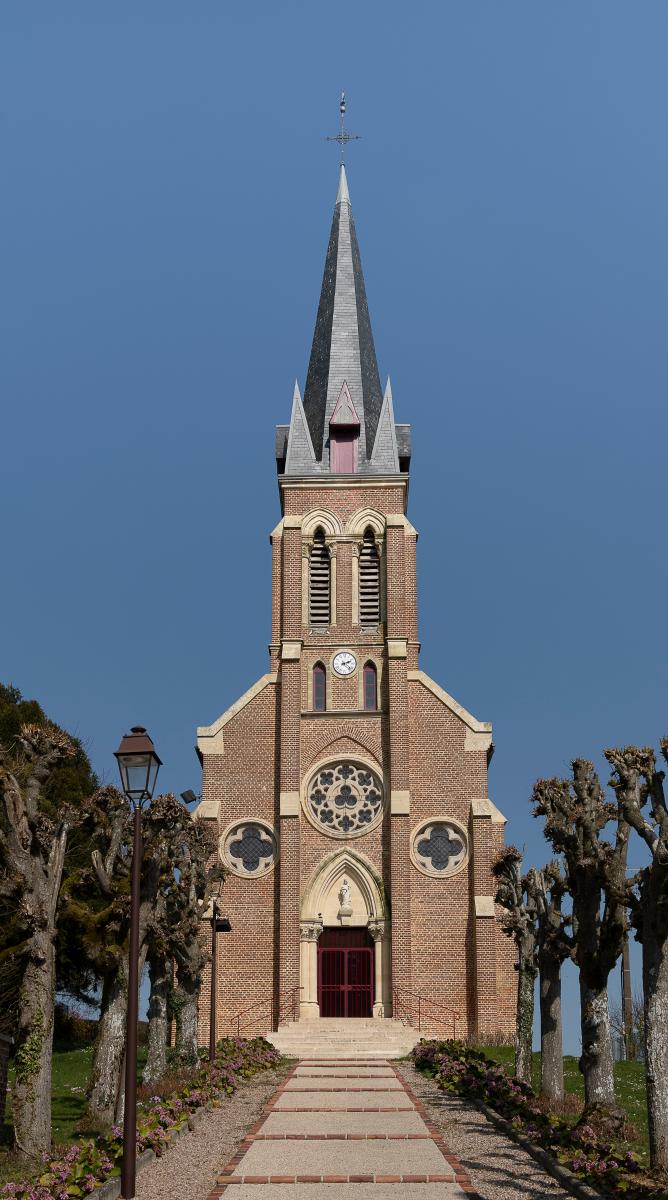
[0,1045,147,1186]
[480,1045,648,1160]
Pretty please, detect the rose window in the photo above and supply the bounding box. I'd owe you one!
[411,819,468,878]
[220,820,277,878]
[306,761,384,838]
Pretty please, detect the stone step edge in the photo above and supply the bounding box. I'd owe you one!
[216,1172,456,1186]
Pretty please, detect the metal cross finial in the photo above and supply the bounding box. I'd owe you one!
[325,91,360,163]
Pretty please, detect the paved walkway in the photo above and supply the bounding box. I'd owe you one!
[208,1058,477,1198]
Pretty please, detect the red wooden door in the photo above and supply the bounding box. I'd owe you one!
[318,928,374,1017]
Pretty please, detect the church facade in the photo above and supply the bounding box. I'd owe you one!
[195,165,515,1040]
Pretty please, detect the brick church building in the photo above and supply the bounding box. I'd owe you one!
[195,164,515,1041]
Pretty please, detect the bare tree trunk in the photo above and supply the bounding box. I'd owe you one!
[579,979,615,1112]
[12,928,56,1160]
[87,968,128,1126]
[621,937,636,1061]
[539,950,563,1101]
[515,955,535,1085]
[643,930,668,1171]
[143,953,170,1087]
[174,977,199,1066]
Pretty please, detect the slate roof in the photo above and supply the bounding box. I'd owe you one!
[278,165,410,477]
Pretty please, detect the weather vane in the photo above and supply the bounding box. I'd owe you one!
[325,92,360,163]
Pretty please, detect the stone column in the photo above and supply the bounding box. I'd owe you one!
[299,920,322,1019]
[351,543,359,626]
[368,920,387,1017]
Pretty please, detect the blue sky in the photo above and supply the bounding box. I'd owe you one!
[2,3,666,1051]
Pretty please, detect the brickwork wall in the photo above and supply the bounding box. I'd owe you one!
[200,683,278,1035]
[197,474,516,1043]
[283,485,406,522]
[278,522,303,1008]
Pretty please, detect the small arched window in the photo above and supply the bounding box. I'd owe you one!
[359,528,380,627]
[309,528,330,626]
[313,663,326,712]
[363,661,378,711]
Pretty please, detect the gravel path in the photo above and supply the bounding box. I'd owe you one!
[135,1064,291,1200]
[396,1062,571,1200]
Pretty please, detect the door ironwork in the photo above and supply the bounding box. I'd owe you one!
[317,927,374,1017]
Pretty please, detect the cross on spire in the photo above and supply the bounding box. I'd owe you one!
[325,91,360,163]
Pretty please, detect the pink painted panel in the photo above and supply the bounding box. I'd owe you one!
[330,430,358,473]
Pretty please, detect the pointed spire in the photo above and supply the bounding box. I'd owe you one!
[302,167,384,462]
[370,378,400,472]
[336,163,350,205]
[285,381,316,474]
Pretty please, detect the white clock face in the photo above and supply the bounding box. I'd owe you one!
[333,651,357,676]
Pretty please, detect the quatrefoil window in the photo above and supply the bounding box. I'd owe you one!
[220,820,277,878]
[305,761,384,839]
[411,819,468,878]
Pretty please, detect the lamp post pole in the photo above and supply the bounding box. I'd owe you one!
[209,898,218,1063]
[114,725,162,1200]
[121,807,142,1199]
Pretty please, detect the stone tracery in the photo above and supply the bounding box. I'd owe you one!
[306,761,384,838]
[410,819,468,878]
[221,819,277,877]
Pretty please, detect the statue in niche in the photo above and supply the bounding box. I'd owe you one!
[338,878,352,909]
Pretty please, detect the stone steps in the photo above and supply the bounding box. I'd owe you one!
[266,1018,419,1061]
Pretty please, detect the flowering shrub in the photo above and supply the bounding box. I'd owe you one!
[3,1037,281,1200]
[412,1040,665,1199]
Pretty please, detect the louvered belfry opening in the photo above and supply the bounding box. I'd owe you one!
[359,527,380,627]
[309,528,331,626]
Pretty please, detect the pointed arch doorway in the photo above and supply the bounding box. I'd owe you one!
[299,848,392,1020]
[318,927,374,1017]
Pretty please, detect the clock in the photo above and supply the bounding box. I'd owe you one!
[333,651,357,676]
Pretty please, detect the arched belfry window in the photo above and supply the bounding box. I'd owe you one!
[313,662,326,712]
[309,528,330,626]
[363,661,378,711]
[359,528,380,627]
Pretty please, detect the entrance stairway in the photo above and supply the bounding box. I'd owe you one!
[265,1017,420,1060]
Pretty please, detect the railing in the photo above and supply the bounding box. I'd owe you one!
[231,986,302,1037]
[393,988,460,1038]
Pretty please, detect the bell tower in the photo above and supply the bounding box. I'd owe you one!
[196,162,516,1042]
[273,162,415,1015]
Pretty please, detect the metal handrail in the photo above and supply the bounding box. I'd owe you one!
[393,987,461,1038]
[232,986,302,1036]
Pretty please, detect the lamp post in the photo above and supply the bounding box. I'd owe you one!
[209,895,219,1063]
[208,891,231,1062]
[114,725,162,1200]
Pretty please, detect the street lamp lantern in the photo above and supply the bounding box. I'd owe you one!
[114,725,162,806]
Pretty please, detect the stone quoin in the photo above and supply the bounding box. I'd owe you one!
[194,164,516,1040]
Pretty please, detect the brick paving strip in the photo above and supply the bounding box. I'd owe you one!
[207,1059,481,1198]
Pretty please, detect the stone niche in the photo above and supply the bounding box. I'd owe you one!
[299,849,392,1020]
[321,873,364,926]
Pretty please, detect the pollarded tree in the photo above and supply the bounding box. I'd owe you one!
[531,862,571,1101]
[77,790,190,1123]
[0,721,77,1159]
[66,789,219,1117]
[604,740,668,1171]
[533,760,630,1122]
[67,784,137,1127]
[492,846,538,1084]
[167,815,222,1066]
